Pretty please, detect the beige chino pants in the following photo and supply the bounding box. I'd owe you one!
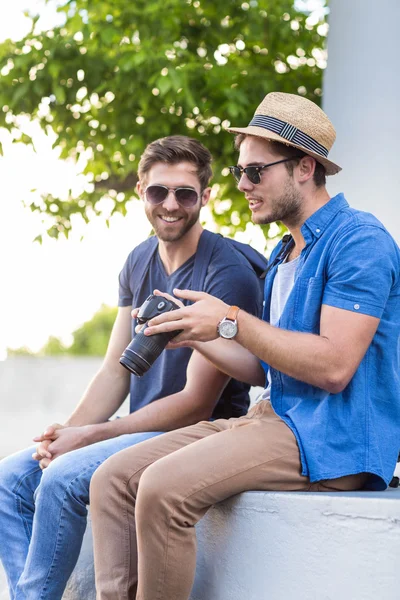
[90,400,366,600]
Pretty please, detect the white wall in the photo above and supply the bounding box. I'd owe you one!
[0,357,104,457]
[0,357,261,458]
[323,0,400,242]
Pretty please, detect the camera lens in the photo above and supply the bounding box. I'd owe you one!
[119,294,182,377]
[120,327,175,377]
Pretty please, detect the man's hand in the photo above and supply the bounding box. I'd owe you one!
[32,423,65,468]
[145,288,229,344]
[32,425,92,468]
[132,290,185,335]
[34,438,53,470]
[47,426,93,461]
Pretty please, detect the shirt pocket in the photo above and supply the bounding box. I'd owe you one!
[293,276,324,332]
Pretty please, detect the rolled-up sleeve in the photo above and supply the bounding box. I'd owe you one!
[323,224,399,319]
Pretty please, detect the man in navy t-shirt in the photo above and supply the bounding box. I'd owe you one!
[0,135,265,600]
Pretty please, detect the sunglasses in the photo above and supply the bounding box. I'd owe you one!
[144,185,199,208]
[228,157,302,185]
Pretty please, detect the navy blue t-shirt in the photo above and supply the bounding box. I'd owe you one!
[118,231,264,419]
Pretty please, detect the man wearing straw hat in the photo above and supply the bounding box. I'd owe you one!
[90,92,400,600]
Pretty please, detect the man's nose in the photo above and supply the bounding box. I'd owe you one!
[162,190,180,211]
[237,173,254,193]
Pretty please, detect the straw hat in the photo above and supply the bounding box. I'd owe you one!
[227,92,341,175]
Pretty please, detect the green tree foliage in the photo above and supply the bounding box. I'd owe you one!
[0,0,328,239]
[67,303,117,355]
[7,304,118,357]
[6,346,35,357]
[41,335,69,355]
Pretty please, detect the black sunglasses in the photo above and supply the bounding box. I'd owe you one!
[144,185,199,208]
[228,157,302,185]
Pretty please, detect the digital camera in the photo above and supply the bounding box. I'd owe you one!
[120,294,182,377]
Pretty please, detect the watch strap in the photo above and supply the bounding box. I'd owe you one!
[225,305,240,322]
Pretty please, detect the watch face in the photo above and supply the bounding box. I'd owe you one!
[219,320,237,339]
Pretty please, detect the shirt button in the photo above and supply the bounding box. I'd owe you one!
[354,303,360,310]
[316,228,321,233]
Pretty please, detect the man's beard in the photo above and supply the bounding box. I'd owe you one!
[145,206,201,242]
[256,179,303,228]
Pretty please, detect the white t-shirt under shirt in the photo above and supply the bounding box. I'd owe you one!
[260,255,300,402]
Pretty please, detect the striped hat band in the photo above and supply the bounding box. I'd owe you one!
[249,114,329,159]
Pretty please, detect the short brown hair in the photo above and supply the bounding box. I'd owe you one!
[234,134,326,187]
[138,135,213,190]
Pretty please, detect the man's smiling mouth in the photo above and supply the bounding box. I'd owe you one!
[159,215,182,223]
[246,197,263,209]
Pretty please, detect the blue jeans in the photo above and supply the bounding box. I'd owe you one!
[0,431,162,600]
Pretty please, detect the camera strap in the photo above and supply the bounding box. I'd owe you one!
[191,231,220,296]
[130,236,159,308]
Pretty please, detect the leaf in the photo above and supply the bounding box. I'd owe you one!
[15,133,35,148]
[168,68,181,91]
[100,26,117,46]
[157,76,172,95]
[48,62,60,79]
[54,84,66,105]
[11,82,29,109]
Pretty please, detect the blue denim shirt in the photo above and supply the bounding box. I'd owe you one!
[260,193,400,490]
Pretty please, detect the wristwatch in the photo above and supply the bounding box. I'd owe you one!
[217,306,240,339]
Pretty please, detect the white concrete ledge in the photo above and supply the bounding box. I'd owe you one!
[1,481,399,599]
[191,486,400,600]
[61,476,400,600]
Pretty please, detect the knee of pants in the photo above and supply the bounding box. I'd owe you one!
[135,461,180,523]
[0,450,40,502]
[0,456,17,492]
[37,453,91,508]
[0,457,18,513]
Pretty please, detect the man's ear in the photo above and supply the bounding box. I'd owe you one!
[297,156,316,183]
[136,181,144,198]
[200,186,212,207]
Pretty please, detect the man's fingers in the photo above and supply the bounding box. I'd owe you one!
[153,289,184,308]
[33,432,54,442]
[131,308,139,319]
[145,321,184,336]
[45,423,63,435]
[34,441,52,459]
[39,458,51,470]
[32,449,52,461]
[34,448,52,459]
[153,289,176,302]
[33,423,62,442]
[173,288,207,302]
[148,308,185,328]
[166,337,194,349]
